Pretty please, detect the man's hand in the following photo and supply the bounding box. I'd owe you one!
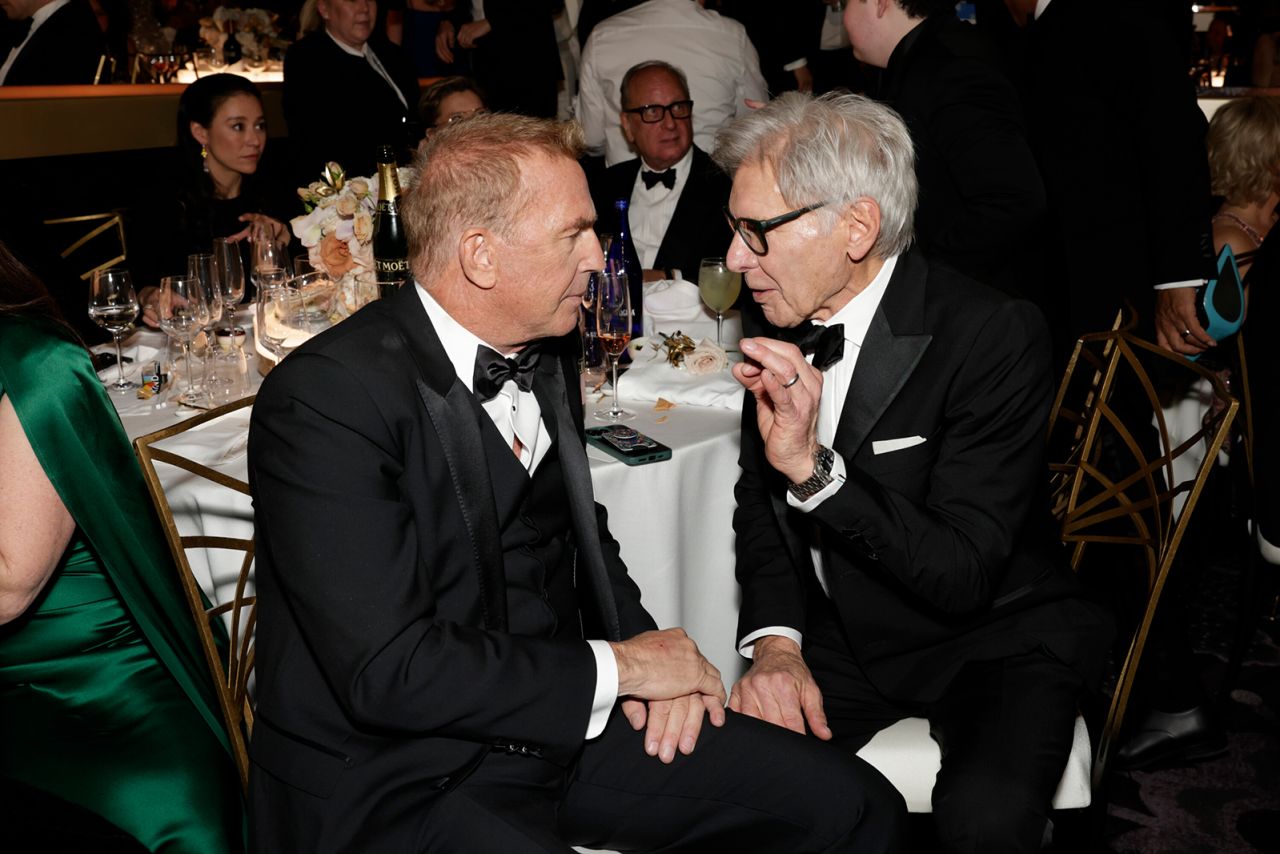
[435,20,457,64]
[792,65,814,93]
[457,19,491,49]
[729,635,831,740]
[1155,287,1214,355]
[620,693,726,764]
[734,338,822,483]
[610,628,726,703]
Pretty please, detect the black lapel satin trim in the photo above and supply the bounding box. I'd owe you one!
[532,353,622,642]
[833,253,933,461]
[387,286,508,631]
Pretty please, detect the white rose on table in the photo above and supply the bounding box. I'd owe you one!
[335,194,359,217]
[685,339,728,376]
[352,209,373,244]
[347,178,370,198]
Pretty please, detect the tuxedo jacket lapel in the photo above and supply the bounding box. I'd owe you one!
[387,285,508,632]
[532,356,622,642]
[833,253,933,462]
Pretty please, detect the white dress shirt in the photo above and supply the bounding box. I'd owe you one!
[738,255,898,658]
[629,147,694,270]
[576,0,768,166]
[327,30,408,109]
[416,284,618,738]
[0,0,69,84]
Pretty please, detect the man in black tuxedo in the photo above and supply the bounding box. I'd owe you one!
[717,92,1111,853]
[0,0,104,86]
[247,112,905,852]
[283,0,419,182]
[842,0,1045,306]
[590,60,732,282]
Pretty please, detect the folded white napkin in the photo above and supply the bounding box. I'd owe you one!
[642,279,742,346]
[94,331,167,380]
[616,346,744,410]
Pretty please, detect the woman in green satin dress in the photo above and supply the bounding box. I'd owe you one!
[0,242,244,852]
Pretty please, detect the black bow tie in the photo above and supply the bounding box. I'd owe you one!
[782,322,845,371]
[5,17,32,49]
[473,344,541,402]
[641,168,676,190]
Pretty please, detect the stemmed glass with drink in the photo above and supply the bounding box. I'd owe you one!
[88,267,140,393]
[697,257,742,348]
[212,237,246,331]
[188,252,224,393]
[594,268,633,422]
[251,220,289,286]
[156,274,211,407]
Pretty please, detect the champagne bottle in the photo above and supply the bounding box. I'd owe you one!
[373,145,410,299]
[606,198,643,338]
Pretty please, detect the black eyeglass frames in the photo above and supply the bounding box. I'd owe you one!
[723,201,828,256]
[622,100,694,124]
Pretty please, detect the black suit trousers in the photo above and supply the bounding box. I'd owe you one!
[802,597,1082,854]
[417,705,907,853]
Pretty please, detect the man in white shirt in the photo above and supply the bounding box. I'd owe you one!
[247,111,905,852]
[0,0,104,86]
[719,91,1111,853]
[589,60,732,282]
[576,0,768,166]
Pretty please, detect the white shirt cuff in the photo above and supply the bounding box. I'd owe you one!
[783,58,808,72]
[785,452,847,511]
[1152,279,1206,290]
[585,639,618,739]
[738,626,803,659]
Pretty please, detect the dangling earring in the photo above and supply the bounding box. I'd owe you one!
[201,145,209,173]
[201,145,208,159]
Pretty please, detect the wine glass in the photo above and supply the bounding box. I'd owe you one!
[594,268,633,422]
[251,220,289,286]
[88,268,139,392]
[156,274,211,407]
[255,283,311,362]
[698,257,742,348]
[212,237,247,330]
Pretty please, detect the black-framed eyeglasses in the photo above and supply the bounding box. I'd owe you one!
[723,202,828,256]
[623,99,693,123]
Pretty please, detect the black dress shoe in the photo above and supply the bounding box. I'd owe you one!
[1114,706,1228,770]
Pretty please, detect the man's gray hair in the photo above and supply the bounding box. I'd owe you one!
[620,60,691,107]
[712,92,917,258]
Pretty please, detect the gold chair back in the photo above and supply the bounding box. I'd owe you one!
[1046,329,1237,790]
[133,395,257,792]
[41,211,128,281]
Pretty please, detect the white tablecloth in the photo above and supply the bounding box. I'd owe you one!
[108,343,748,687]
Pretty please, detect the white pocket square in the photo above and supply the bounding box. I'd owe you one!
[872,435,926,455]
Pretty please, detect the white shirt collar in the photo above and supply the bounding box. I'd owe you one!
[415,283,514,392]
[639,146,693,180]
[1034,0,1052,20]
[30,0,69,29]
[814,254,897,349]
[327,29,367,58]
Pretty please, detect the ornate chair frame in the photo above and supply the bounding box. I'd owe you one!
[133,395,257,791]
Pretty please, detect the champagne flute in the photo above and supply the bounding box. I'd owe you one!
[156,274,211,407]
[697,257,742,348]
[189,252,224,393]
[88,268,140,392]
[594,268,634,422]
[212,237,247,331]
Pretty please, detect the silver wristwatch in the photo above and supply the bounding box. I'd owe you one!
[787,445,836,500]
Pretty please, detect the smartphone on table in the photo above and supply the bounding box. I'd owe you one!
[585,425,672,466]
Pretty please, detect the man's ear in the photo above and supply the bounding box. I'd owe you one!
[876,0,893,18]
[841,198,882,263]
[458,227,497,289]
[620,112,636,147]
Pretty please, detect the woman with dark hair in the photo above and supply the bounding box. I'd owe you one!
[0,240,244,851]
[136,73,289,323]
[417,74,487,130]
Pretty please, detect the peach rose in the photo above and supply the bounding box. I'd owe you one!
[685,339,728,375]
[318,231,356,278]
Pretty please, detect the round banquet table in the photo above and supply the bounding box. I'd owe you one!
[104,329,748,687]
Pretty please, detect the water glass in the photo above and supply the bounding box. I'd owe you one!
[88,267,139,392]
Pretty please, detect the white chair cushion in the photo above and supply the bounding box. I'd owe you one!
[855,715,1092,813]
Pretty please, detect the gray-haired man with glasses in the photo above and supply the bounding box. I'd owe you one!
[718,91,1111,854]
